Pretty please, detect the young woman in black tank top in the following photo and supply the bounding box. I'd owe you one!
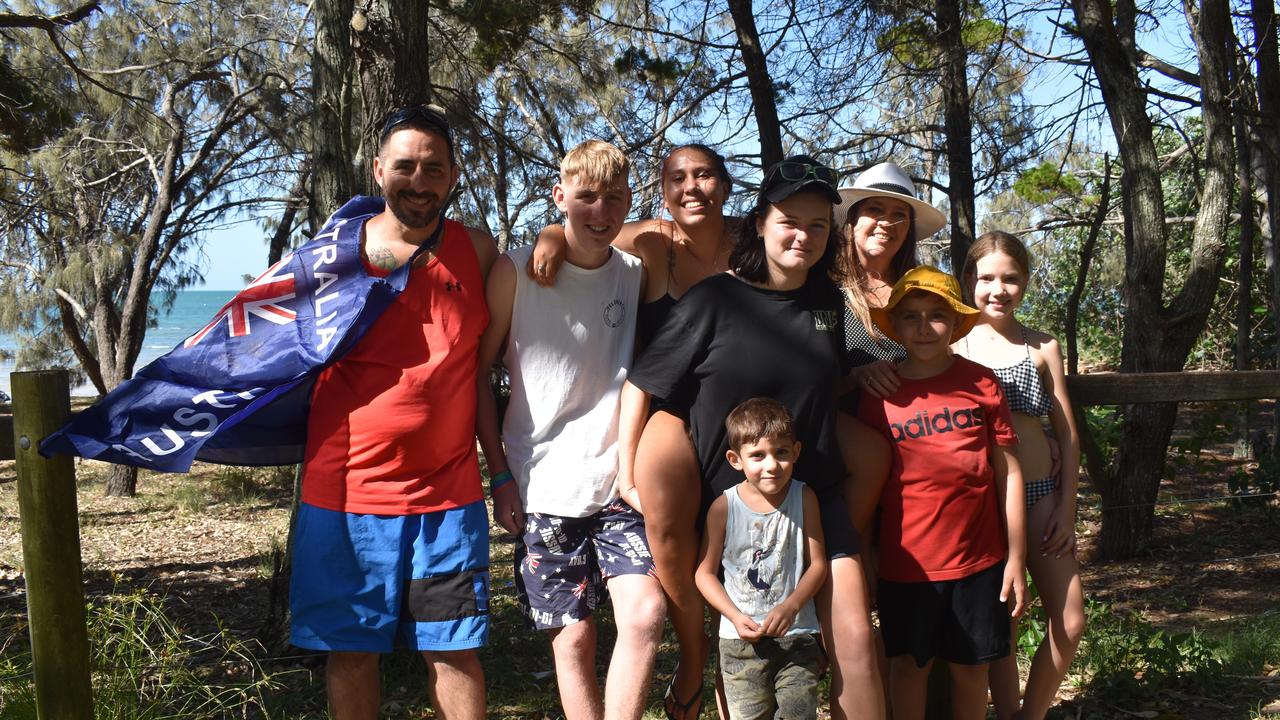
[528,144,735,720]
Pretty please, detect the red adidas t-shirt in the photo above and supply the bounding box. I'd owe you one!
[301,219,489,515]
[858,356,1018,582]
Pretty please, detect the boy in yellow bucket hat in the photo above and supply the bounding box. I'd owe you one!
[858,265,1027,720]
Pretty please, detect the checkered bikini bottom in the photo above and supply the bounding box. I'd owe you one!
[1025,475,1058,509]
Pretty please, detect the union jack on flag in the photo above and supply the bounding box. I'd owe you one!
[185,254,298,347]
[572,577,590,599]
[525,551,543,572]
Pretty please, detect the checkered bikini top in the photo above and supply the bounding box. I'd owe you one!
[843,305,905,367]
[968,329,1053,417]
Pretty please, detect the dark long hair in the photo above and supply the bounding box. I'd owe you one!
[661,143,732,186]
[730,191,844,290]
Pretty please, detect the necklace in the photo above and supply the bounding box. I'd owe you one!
[863,272,893,305]
[672,223,730,288]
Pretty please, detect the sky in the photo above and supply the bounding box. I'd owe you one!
[198,219,274,291]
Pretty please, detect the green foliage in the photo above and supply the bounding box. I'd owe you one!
[961,17,1005,49]
[1230,456,1280,509]
[0,53,73,152]
[0,588,284,718]
[613,46,683,85]
[1166,403,1233,481]
[877,17,936,67]
[170,483,213,514]
[1077,599,1225,694]
[441,0,595,71]
[1013,162,1085,204]
[877,3,1014,66]
[1075,602,1280,708]
[0,0,309,388]
[1082,405,1122,464]
[1016,577,1047,657]
[994,152,1127,369]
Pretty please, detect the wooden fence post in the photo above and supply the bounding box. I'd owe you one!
[13,370,93,719]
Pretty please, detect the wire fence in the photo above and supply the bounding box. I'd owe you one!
[1089,490,1279,512]
[0,652,321,684]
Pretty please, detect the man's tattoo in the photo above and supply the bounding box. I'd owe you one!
[369,246,399,271]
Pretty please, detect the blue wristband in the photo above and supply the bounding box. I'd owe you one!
[489,470,514,494]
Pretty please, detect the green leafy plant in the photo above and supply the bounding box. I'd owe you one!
[1077,600,1226,697]
[1230,457,1280,511]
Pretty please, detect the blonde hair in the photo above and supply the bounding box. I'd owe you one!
[961,231,1031,303]
[561,140,630,189]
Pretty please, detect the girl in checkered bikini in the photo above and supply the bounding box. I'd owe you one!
[953,231,1086,720]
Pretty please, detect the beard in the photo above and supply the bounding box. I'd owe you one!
[385,189,444,229]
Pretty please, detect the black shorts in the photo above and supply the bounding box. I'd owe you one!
[818,493,860,560]
[877,560,1010,667]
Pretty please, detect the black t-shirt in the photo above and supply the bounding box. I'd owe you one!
[629,273,847,505]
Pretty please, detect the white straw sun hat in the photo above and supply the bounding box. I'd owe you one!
[837,162,947,240]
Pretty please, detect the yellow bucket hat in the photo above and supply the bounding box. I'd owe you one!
[870,265,981,343]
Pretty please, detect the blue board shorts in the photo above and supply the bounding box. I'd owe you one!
[289,500,490,653]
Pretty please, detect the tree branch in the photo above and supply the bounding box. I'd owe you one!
[0,1,99,30]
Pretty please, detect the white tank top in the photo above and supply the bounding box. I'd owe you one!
[501,244,644,518]
[719,480,821,638]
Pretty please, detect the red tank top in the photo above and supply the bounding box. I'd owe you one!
[301,219,489,514]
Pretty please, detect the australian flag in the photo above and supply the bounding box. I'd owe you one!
[41,196,430,472]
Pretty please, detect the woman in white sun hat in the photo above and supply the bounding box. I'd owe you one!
[838,161,947,384]
[836,159,947,512]
[834,161,948,700]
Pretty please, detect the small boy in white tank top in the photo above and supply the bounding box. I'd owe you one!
[695,398,828,720]
[475,139,665,720]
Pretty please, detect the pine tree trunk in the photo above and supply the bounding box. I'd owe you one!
[104,464,138,497]
[937,0,977,271]
[1249,0,1280,455]
[312,0,355,224]
[726,0,783,171]
[351,0,433,197]
[1072,0,1234,558]
[1097,403,1176,556]
[1234,78,1256,460]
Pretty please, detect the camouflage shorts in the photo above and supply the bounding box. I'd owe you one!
[719,633,823,720]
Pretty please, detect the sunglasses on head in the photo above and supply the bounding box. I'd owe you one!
[380,104,453,145]
[771,160,838,187]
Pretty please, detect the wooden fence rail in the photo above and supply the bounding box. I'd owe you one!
[1064,369,1280,406]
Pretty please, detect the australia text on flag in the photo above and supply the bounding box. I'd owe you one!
[185,254,298,347]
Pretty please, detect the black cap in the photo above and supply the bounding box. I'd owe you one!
[759,155,842,205]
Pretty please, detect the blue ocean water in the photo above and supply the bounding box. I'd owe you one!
[0,289,235,398]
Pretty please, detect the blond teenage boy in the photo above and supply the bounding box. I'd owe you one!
[475,140,666,720]
[857,266,1027,720]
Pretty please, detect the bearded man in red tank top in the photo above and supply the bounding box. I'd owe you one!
[287,105,500,720]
